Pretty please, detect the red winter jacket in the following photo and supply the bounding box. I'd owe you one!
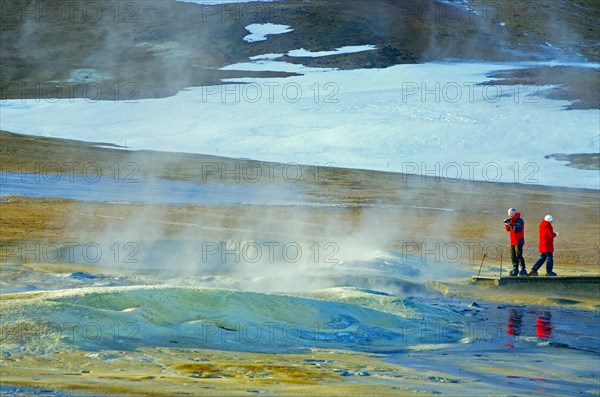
[538,219,557,253]
[505,212,525,245]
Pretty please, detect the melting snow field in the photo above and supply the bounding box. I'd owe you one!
[1,62,599,188]
[287,45,378,58]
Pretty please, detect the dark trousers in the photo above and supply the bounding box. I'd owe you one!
[510,244,526,268]
[533,252,554,273]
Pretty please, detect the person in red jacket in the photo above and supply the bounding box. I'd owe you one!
[504,208,528,276]
[529,215,558,276]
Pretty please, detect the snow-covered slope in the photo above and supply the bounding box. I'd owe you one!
[1,62,598,188]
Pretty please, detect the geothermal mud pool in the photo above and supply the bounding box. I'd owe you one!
[1,250,599,396]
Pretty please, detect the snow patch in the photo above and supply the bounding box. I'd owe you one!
[288,45,377,58]
[177,0,275,4]
[220,60,334,73]
[249,53,284,61]
[244,23,293,43]
[52,69,107,84]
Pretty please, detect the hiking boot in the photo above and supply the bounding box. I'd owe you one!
[528,270,539,276]
[545,271,557,276]
[519,268,528,277]
[509,268,519,277]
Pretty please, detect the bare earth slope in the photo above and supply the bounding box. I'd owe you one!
[2,131,598,272]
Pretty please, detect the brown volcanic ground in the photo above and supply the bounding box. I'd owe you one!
[1,0,598,102]
[1,131,598,273]
[1,0,598,283]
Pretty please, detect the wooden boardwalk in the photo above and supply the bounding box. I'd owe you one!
[471,276,600,286]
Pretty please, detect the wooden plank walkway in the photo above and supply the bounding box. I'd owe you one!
[471,276,600,286]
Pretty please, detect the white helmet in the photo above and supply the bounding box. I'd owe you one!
[544,215,553,222]
[508,208,517,216]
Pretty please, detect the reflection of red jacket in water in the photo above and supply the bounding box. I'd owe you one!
[536,313,553,338]
[538,220,557,253]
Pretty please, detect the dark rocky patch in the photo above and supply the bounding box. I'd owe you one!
[484,67,600,110]
[2,0,597,101]
[545,153,600,170]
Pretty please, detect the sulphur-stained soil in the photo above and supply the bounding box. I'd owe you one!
[0,287,598,396]
[1,133,598,397]
[2,131,599,270]
[0,348,416,396]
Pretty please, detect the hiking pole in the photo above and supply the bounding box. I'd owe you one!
[477,253,487,277]
[500,250,503,278]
